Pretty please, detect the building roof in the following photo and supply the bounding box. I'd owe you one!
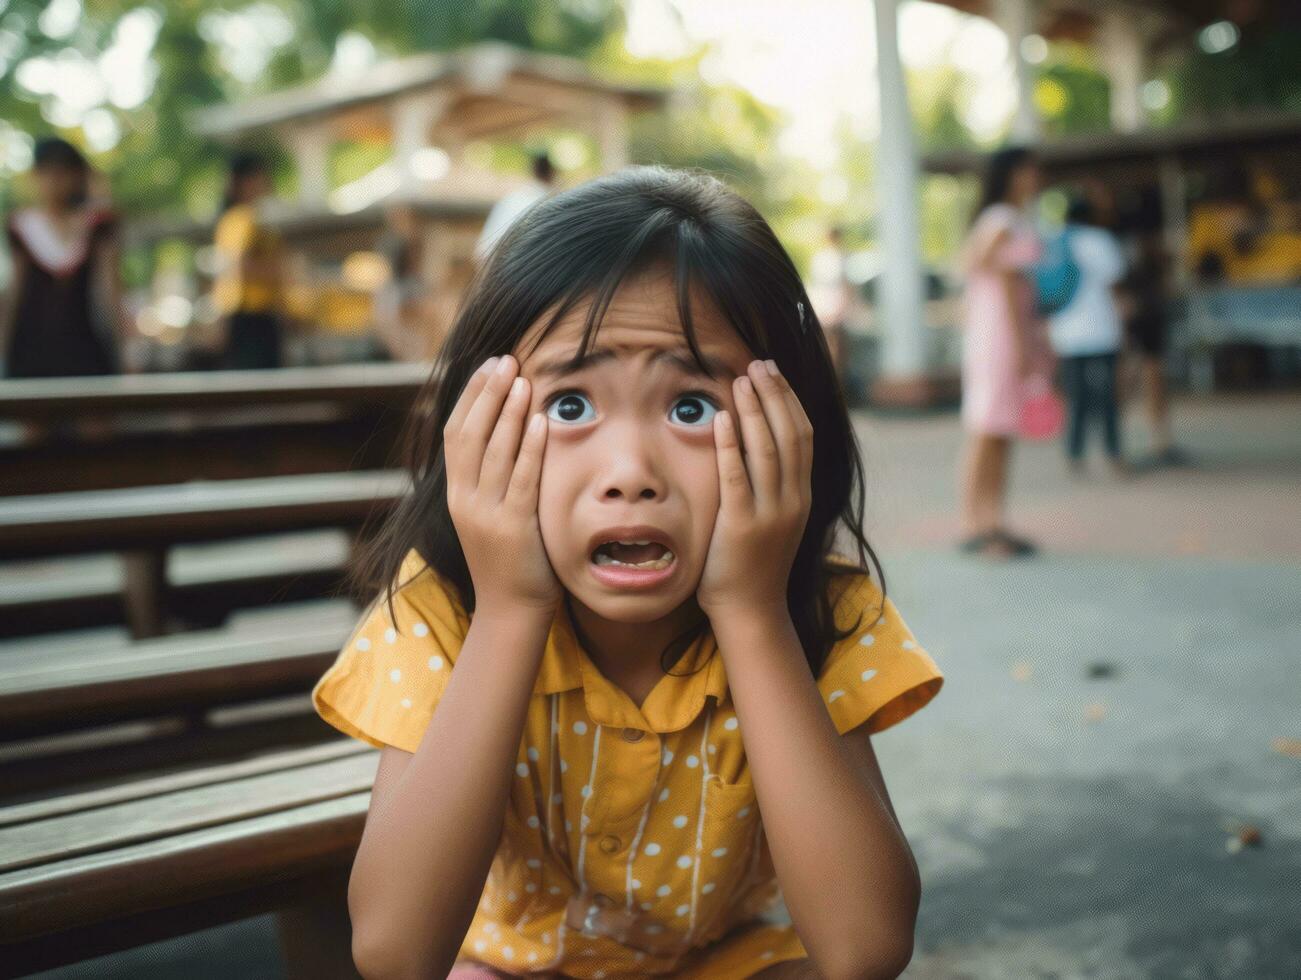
[925,1,1295,48]
[921,111,1301,175]
[191,41,669,139]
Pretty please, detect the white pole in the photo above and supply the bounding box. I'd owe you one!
[392,92,451,194]
[995,0,1041,142]
[1100,10,1147,132]
[873,0,928,385]
[292,125,332,206]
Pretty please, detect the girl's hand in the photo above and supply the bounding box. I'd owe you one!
[444,355,561,614]
[697,359,813,621]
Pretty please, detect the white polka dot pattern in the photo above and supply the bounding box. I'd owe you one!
[310,551,942,978]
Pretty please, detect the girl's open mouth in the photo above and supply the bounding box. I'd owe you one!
[592,541,674,569]
[589,540,677,588]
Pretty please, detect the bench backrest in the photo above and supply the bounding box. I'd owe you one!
[0,470,409,559]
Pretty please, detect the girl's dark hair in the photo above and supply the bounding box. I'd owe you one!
[32,137,89,207]
[221,151,269,214]
[355,166,883,677]
[1064,193,1096,226]
[973,145,1035,225]
[33,137,88,173]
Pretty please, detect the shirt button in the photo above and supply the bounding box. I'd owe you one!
[599,835,622,854]
[621,728,645,742]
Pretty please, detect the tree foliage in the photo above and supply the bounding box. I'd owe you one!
[0,0,622,216]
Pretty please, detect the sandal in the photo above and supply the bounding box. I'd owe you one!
[991,528,1038,557]
[959,532,994,554]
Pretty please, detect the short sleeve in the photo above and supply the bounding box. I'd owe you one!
[214,206,255,254]
[816,572,943,735]
[970,203,1042,273]
[311,552,471,753]
[1079,228,1126,285]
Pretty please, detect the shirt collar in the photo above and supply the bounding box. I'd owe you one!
[532,602,730,734]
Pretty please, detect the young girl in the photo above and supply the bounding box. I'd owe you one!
[313,167,943,979]
[957,146,1051,559]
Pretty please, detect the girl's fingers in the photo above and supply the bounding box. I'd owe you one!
[771,366,816,498]
[443,357,497,487]
[505,411,548,510]
[478,375,532,499]
[732,373,779,503]
[748,360,803,498]
[713,410,752,510]
[458,355,519,489]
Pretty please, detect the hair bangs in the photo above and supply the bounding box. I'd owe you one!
[521,207,738,379]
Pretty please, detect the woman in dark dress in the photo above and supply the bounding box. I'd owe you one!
[1,138,125,378]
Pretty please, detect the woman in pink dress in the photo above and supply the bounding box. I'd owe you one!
[957,147,1051,558]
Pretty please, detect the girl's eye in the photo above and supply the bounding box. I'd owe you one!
[669,394,718,427]
[546,392,596,424]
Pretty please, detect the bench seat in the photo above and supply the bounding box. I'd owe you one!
[0,621,351,740]
[0,740,375,976]
[0,470,409,560]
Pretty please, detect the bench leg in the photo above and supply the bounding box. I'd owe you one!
[277,887,362,980]
[122,549,169,639]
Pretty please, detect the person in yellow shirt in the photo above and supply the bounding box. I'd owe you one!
[212,152,285,369]
[313,167,943,979]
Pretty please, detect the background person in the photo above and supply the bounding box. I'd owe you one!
[473,151,556,265]
[212,152,285,369]
[1,137,126,378]
[956,146,1050,558]
[1118,192,1188,467]
[1048,194,1127,476]
[374,203,442,362]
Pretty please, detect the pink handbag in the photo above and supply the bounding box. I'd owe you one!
[1019,375,1064,441]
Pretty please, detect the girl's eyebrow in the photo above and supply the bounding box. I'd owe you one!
[534,346,734,381]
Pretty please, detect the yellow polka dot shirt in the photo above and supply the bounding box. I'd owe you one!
[312,551,943,978]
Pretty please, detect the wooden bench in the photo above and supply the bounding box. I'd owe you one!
[0,363,428,418]
[0,470,409,560]
[0,363,430,496]
[0,622,350,742]
[0,470,407,637]
[0,740,375,978]
[0,370,421,974]
[0,547,347,638]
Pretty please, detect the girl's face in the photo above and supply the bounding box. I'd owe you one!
[514,267,756,625]
[34,164,85,210]
[1009,159,1041,206]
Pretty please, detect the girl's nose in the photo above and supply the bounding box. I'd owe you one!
[603,483,658,501]
[597,434,666,502]
[600,459,663,500]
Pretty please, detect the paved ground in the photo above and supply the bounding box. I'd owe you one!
[24,393,1301,979]
[864,393,1301,979]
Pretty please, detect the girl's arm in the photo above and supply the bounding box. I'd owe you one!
[0,252,24,371]
[699,362,919,980]
[348,605,553,979]
[348,353,558,979]
[1001,269,1034,378]
[712,613,920,980]
[94,237,131,356]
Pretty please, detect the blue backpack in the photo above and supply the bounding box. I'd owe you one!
[1031,228,1081,317]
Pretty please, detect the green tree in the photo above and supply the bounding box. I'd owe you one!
[0,0,623,218]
